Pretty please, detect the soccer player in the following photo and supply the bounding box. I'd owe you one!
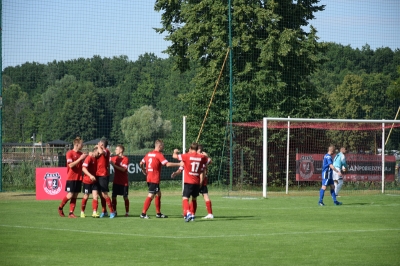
[139,139,180,219]
[333,146,348,197]
[96,138,116,218]
[172,142,208,222]
[318,145,343,206]
[81,146,101,218]
[171,144,213,219]
[110,145,130,217]
[58,137,87,218]
[197,144,214,219]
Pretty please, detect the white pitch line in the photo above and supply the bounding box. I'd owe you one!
[0,224,399,239]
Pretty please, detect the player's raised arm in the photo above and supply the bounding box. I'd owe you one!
[172,149,180,160]
[166,162,181,167]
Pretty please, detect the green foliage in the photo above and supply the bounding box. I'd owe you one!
[387,66,400,100]
[2,84,33,142]
[2,162,39,190]
[120,105,172,150]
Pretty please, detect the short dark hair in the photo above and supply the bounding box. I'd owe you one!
[117,144,125,152]
[190,142,198,151]
[197,144,203,152]
[100,138,108,147]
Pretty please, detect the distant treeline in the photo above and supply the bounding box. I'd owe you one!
[2,43,400,153]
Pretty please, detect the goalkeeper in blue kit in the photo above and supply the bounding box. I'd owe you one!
[318,145,343,206]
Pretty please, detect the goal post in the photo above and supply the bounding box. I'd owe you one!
[262,118,400,198]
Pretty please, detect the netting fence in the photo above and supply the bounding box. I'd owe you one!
[227,119,400,197]
[1,0,400,194]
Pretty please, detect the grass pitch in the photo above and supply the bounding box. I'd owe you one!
[0,192,399,265]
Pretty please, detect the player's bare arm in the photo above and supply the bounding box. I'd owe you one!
[330,164,342,176]
[82,167,96,181]
[68,153,87,169]
[113,163,126,172]
[172,149,180,159]
[199,172,204,188]
[171,168,182,178]
[139,162,147,175]
[166,162,181,167]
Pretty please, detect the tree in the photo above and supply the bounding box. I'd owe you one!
[120,105,172,151]
[154,0,327,155]
[2,84,32,142]
[387,66,400,100]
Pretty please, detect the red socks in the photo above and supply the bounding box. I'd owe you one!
[206,200,213,214]
[105,197,114,213]
[92,199,98,213]
[142,197,152,214]
[182,198,190,216]
[155,195,161,214]
[81,198,88,212]
[124,198,129,213]
[100,196,106,213]
[69,197,76,213]
[191,200,197,215]
[59,196,69,209]
[112,197,117,212]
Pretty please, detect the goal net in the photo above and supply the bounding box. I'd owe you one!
[228,118,400,197]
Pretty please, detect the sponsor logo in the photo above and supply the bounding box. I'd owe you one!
[299,155,314,179]
[43,172,62,195]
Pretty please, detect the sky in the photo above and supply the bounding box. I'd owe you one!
[2,0,400,69]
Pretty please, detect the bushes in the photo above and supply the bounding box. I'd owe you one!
[2,162,40,191]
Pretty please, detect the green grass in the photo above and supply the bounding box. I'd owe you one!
[0,192,399,265]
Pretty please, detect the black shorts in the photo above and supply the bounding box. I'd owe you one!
[65,180,82,193]
[182,183,200,198]
[97,176,110,192]
[147,182,160,194]
[199,185,208,194]
[82,183,99,194]
[112,183,129,197]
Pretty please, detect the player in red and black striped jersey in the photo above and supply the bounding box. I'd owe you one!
[172,142,208,222]
[58,137,87,218]
[96,138,115,218]
[81,146,101,218]
[139,139,180,219]
[110,145,130,217]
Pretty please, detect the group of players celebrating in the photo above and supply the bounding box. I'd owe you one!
[58,138,214,222]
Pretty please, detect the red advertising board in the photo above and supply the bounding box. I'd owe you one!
[296,154,396,182]
[36,167,68,200]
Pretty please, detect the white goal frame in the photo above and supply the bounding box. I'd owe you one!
[262,118,400,198]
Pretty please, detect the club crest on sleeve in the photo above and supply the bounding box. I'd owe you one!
[43,172,62,195]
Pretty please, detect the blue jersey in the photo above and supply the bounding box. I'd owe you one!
[322,153,333,179]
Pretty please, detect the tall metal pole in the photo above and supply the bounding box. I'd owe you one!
[0,0,3,192]
[228,0,233,191]
[182,116,186,192]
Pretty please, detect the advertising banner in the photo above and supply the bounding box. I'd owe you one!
[36,167,68,200]
[296,154,396,182]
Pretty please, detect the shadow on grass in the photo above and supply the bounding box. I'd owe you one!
[164,215,257,221]
[342,202,370,205]
[13,194,36,197]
